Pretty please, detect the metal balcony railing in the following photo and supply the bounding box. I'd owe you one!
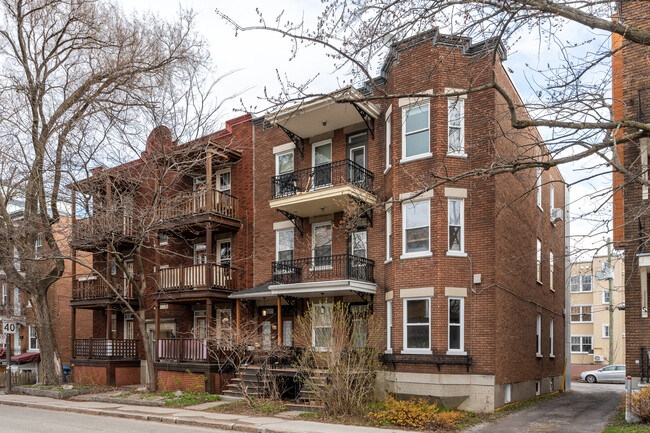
[271,254,375,285]
[73,338,138,360]
[271,159,374,200]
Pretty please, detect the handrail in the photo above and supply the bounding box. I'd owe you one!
[271,254,375,284]
[158,263,239,292]
[72,278,134,300]
[158,188,239,221]
[271,159,374,199]
[73,338,138,360]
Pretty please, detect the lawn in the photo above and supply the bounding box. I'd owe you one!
[603,410,650,433]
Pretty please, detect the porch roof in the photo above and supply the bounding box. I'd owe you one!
[228,283,273,300]
[230,279,377,300]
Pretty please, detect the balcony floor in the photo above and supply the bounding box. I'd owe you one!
[270,184,377,218]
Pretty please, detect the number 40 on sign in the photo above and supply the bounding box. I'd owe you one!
[2,321,17,334]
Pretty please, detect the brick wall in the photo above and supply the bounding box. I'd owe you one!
[157,370,207,393]
[72,365,107,386]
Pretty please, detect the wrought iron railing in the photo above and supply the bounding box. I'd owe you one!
[271,159,374,199]
[158,188,239,222]
[72,278,134,300]
[271,254,375,285]
[157,263,239,292]
[73,338,138,360]
[638,216,650,254]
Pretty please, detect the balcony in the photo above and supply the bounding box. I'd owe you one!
[71,213,134,251]
[73,338,138,360]
[157,188,240,232]
[270,159,377,218]
[157,264,239,300]
[272,254,375,285]
[72,278,135,306]
[157,338,212,363]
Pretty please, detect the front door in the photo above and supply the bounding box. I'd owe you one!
[262,321,272,350]
[194,311,207,339]
[349,230,368,279]
[349,145,366,186]
[313,140,332,188]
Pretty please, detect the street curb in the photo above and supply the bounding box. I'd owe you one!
[0,399,297,433]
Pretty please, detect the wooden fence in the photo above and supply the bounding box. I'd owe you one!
[0,370,37,387]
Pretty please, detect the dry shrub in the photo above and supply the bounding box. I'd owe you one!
[631,386,650,423]
[367,396,464,429]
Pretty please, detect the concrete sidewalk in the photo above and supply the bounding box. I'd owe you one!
[0,392,406,433]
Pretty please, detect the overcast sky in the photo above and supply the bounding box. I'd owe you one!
[117,0,614,260]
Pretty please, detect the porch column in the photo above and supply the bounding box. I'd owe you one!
[155,301,160,361]
[206,225,214,288]
[71,308,77,358]
[206,152,213,211]
[277,296,282,347]
[236,299,241,343]
[106,304,112,339]
[206,298,213,336]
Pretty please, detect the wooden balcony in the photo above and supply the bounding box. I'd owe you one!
[73,338,139,360]
[156,263,239,301]
[71,278,136,307]
[157,338,211,363]
[157,188,240,232]
[71,213,135,251]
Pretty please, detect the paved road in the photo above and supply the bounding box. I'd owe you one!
[465,382,624,433]
[0,404,229,433]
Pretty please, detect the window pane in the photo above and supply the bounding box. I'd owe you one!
[449,200,461,225]
[570,276,580,292]
[449,326,460,350]
[314,245,332,260]
[405,201,428,228]
[314,224,332,248]
[407,300,429,324]
[449,299,461,324]
[278,153,293,174]
[278,230,294,251]
[352,231,368,257]
[449,226,461,251]
[405,130,429,157]
[220,172,231,190]
[315,328,332,347]
[315,143,332,165]
[406,227,429,253]
[407,325,429,349]
[278,250,293,262]
[448,99,462,127]
[405,105,428,132]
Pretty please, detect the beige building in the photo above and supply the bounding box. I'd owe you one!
[570,256,625,365]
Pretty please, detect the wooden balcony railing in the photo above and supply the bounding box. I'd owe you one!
[271,254,375,285]
[72,278,134,301]
[157,338,209,362]
[72,213,134,246]
[158,263,239,292]
[73,338,138,360]
[158,188,239,222]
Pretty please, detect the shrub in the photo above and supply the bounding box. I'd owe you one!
[366,396,464,429]
[631,386,650,423]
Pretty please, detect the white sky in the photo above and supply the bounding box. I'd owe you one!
[119,0,613,260]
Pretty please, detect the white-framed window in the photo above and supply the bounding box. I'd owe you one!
[602,290,610,304]
[386,207,392,261]
[549,183,555,210]
[448,297,464,353]
[276,229,294,263]
[35,232,42,249]
[312,221,332,269]
[28,325,38,351]
[217,239,232,267]
[125,316,134,340]
[571,335,593,353]
[13,246,20,270]
[401,102,430,162]
[275,149,295,197]
[312,303,332,349]
[385,108,392,171]
[159,233,169,246]
[549,251,554,291]
[1,283,7,306]
[570,275,593,292]
[13,287,20,316]
[536,313,542,357]
[401,200,431,258]
[571,305,593,323]
[386,299,392,353]
[536,167,542,210]
[110,257,117,276]
[193,310,207,339]
[536,239,542,283]
[448,198,464,254]
[549,318,554,357]
[403,298,431,353]
[447,97,465,155]
[603,324,610,339]
[217,169,231,194]
[193,243,207,265]
[642,137,650,200]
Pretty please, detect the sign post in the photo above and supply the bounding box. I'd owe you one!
[2,318,17,394]
[626,376,632,423]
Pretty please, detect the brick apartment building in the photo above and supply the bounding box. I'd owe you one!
[612,1,650,387]
[68,30,566,412]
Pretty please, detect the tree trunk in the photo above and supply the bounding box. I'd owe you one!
[137,309,157,392]
[32,291,63,385]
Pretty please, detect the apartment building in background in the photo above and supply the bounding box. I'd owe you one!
[570,256,625,366]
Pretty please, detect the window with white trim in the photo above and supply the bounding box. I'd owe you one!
[642,138,650,200]
[550,183,555,210]
[536,313,542,356]
[159,233,169,245]
[385,112,392,170]
[602,290,610,304]
[536,239,542,283]
[1,283,7,306]
[275,150,295,197]
[549,251,554,291]
[570,275,592,292]
[276,229,294,262]
[312,221,332,269]
[402,103,430,160]
[386,300,392,353]
[448,97,465,155]
[448,198,464,253]
[402,200,430,257]
[403,298,430,352]
[549,318,554,357]
[35,233,42,249]
[28,325,38,351]
[448,297,464,353]
[386,207,392,261]
[603,324,610,339]
[110,257,117,276]
[571,335,592,353]
[217,169,231,194]
[536,167,542,209]
[313,303,332,349]
[571,305,593,323]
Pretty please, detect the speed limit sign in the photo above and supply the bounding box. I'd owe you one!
[2,321,17,334]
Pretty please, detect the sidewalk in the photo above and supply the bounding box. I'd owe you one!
[0,392,406,433]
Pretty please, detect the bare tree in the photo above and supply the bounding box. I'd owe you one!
[0,0,209,385]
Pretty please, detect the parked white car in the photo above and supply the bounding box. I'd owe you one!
[579,365,626,383]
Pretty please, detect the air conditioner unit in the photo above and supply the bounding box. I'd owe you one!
[594,355,604,362]
[551,208,564,223]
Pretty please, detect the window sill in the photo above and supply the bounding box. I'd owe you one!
[446,251,467,258]
[400,153,433,164]
[549,354,555,359]
[538,205,543,212]
[536,353,543,359]
[385,349,393,354]
[446,152,467,159]
[384,258,393,264]
[384,165,392,175]
[400,349,433,355]
[309,266,334,272]
[536,280,543,285]
[446,350,467,356]
[400,251,433,260]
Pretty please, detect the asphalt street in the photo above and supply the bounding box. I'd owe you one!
[0,404,229,433]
